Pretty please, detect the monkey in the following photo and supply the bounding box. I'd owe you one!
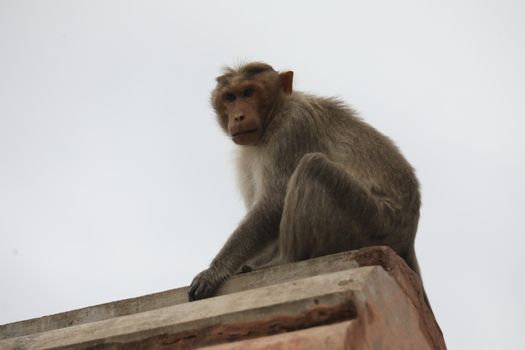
[188,62,422,302]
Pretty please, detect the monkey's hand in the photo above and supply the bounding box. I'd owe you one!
[188,267,227,301]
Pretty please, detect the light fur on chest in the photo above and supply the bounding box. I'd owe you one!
[235,147,269,209]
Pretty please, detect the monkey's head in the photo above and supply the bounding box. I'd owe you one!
[211,62,294,146]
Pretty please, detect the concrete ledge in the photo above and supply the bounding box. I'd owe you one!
[1,247,359,339]
[2,267,377,349]
[0,246,447,350]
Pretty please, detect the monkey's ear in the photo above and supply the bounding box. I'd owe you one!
[279,71,294,95]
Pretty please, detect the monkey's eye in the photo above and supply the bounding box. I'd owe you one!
[224,92,236,102]
[243,87,255,98]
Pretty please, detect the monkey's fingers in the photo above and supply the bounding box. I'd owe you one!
[188,282,211,301]
[188,278,215,301]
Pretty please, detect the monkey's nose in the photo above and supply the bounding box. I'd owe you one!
[234,115,245,122]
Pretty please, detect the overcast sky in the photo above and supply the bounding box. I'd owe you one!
[1,1,524,348]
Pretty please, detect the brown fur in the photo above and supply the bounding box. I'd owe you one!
[188,62,422,302]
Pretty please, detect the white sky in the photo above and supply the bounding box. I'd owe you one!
[1,1,524,348]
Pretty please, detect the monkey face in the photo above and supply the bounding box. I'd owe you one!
[211,63,294,146]
[221,84,264,145]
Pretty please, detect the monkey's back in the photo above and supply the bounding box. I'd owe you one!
[286,93,421,219]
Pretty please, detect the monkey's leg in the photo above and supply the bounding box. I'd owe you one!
[279,152,431,309]
[279,152,386,262]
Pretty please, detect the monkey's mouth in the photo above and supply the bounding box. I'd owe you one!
[232,129,259,137]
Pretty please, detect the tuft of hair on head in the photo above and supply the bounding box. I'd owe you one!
[216,61,276,84]
[239,62,276,77]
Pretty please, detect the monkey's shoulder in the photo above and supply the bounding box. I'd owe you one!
[284,93,364,132]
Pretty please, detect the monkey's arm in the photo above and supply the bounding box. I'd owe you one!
[188,198,283,301]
